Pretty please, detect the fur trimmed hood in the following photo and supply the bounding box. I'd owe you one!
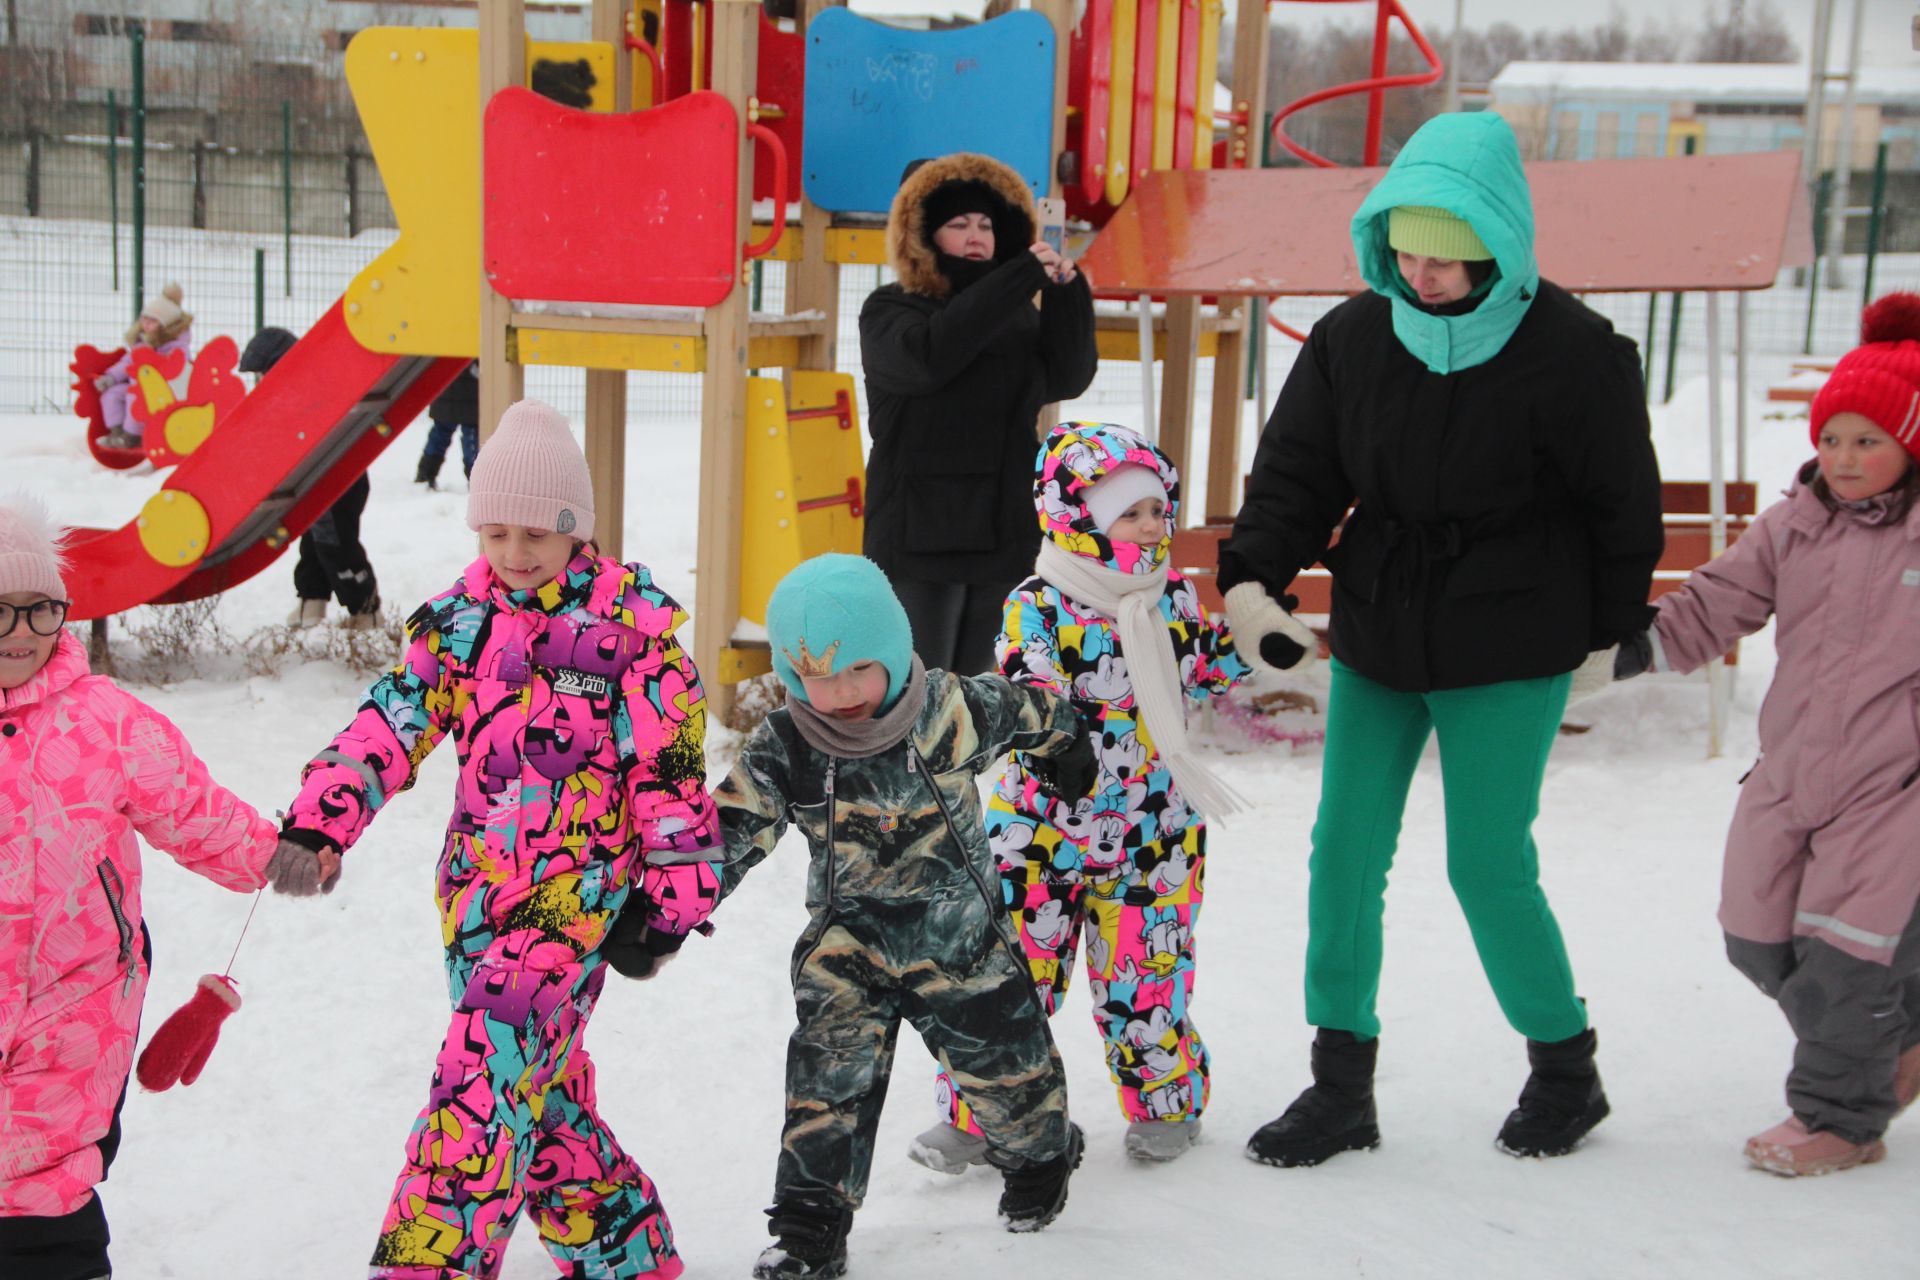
[886,152,1037,300]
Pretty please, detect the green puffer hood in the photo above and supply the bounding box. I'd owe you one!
[1350,112,1538,375]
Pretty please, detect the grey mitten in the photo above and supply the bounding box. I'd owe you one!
[265,835,340,897]
[1223,583,1320,676]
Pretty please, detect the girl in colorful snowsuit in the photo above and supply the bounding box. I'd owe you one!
[0,493,327,1279]
[278,402,723,1280]
[94,284,194,450]
[1621,294,1920,1177]
[911,422,1252,1171]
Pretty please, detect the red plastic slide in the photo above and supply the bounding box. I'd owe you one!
[65,299,466,621]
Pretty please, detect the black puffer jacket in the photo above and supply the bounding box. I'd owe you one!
[1222,282,1664,693]
[860,153,1097,585]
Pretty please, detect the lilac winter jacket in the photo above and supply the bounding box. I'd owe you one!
[1653,469,1920,965]
[1,632,276,1216]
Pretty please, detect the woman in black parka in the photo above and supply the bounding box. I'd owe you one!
[1221,113,1664,1169]
[860,152,1097,675]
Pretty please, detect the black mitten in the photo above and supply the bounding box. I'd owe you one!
[1028,715,1098,801]
[602,911,687,980]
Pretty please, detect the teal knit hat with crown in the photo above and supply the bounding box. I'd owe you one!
[766,554,914,706]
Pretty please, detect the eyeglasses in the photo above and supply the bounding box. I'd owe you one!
[0,599,69,637]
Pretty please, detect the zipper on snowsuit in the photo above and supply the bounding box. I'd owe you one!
[791,759,838,985]
[96,860,138,996]
[909,743,1038,998]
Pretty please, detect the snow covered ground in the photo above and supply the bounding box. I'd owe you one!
[10,337,1916,1277]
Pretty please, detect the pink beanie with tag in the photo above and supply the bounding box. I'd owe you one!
[0,494,69,600]
[467,399,596,542]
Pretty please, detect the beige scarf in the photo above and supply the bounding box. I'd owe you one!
[1035,541,1246,820]
[784,656,928,759]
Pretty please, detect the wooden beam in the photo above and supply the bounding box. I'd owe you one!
[1033,0,1072,198]
[1157,294,1201,500]
[1229,0,1269,171]
[1205,297,1245,522]
[586,0,631,562]
[696,0,759,714]
[788,0,843,374]
[478,0,526,442]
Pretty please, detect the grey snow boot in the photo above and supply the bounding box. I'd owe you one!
[1124,1117,1202,1162]
[907,1122,989,1174]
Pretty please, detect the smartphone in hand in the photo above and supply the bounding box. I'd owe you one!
[1037,197,1067,280]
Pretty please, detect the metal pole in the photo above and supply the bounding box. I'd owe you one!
[1642,293,1657,401]
[131,27,145,321]
[1861,141,1888,308]
[1138,296,1158,442]
[1804,172,1830,354]
[1363,0,1390,165]
[1704,292,1727,760]
[108,90,119,289]
[1441,0,1463,115]
[282,101,293,298]
[1821,0,1864,289]
[1799,0,1834,195]
[1734,291,1749,484]
[254,247,266,338]
[1663,291,1683,404]
[1253,299,1269,421]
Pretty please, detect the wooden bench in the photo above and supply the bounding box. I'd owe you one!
[1171,479,1755,659]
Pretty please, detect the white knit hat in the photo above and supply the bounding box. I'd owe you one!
[467,399,596,541]
[0,493,70,600]
[140,282,186,329]
[1084,463,1168,534]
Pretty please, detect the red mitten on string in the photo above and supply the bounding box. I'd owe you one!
[136,974,241,1091]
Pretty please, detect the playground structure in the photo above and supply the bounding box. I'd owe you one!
[57,0,1810,751]
[71,336,249,472]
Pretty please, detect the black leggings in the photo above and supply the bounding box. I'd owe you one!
[890,576,1021,677]
[294,473,378,613]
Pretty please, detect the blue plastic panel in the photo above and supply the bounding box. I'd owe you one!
[802,9,1055,214]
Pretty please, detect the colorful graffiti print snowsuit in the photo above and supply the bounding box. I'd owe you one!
[285,551,722,1280]
[712,669,1082,1207]
[2,632,276,1219]
[937,424,1251,1134]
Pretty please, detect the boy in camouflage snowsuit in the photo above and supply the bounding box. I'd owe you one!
[710,554,1096,1279]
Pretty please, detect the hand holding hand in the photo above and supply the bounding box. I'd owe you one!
[1223,583,1320,676]
[1029,713,1099,802]
[603,913,686,980]
[265,837,340,897]
[1565,646,1619,704]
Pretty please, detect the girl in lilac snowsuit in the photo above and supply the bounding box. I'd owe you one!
[95,283,193,449]
[278,401,723,1279]
[1621,294,1920,1176]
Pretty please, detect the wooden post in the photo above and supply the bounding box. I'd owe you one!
[787,0,842,374]
[478,0,527,442]
[586,0,634,560]
[1158,294,1201,491]
[696,0,760,716]
[1205,0,1272,522]
[1032,0,1074,446]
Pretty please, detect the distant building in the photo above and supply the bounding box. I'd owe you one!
[1488,61,1920,173]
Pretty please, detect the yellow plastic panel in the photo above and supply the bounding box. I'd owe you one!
[749,224,886,265]
[719,644,774,682]
[136,489,211,567]
[1105,0,1137,207]
[738,376,801,627]
[788,369,866,563]
[1095,329,1221,361]
[163,402,217,456]
[513,327,704,371]
[343,29,612,359]
[1193,0,1223,168]
[1152,0,1179,171]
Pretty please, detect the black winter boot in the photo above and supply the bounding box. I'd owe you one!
[753,1190,852,1279]
[414,454,442,490]
[1496,1026,1610,1158]
[1247,1028,1381,1167]
[995,1123,1084,1232]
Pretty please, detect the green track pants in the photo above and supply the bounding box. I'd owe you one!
[1305,658,1589,1044]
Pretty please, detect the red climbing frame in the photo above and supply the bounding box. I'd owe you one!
[1268,0,1445,170]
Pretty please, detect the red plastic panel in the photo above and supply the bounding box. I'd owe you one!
[755,13,804,203]
[484,87,740,308]
[1130,0,1157,189]
[1080,151,1813,297]
[1066,0,1111,219]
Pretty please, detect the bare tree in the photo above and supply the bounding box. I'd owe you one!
[1694,0,1799,62]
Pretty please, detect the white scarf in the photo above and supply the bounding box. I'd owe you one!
[1034,540,1247,821]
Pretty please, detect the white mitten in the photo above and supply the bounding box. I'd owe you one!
[1224,582,1320,677]
[1565,646,1619,705]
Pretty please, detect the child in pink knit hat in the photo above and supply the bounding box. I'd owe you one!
[0,493,326,1279]
[1615,293,1920,1176]
[279,400,724,1279]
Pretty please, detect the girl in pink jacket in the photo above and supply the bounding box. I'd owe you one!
[279,401,723,1280]
[1619,294,1920,1177]
[0,494,325,1279]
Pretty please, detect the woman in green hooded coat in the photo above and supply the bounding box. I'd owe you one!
[1220,112,1664,1165]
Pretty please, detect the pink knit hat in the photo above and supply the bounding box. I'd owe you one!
[467,399,596,541]
[0,494,70,600]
